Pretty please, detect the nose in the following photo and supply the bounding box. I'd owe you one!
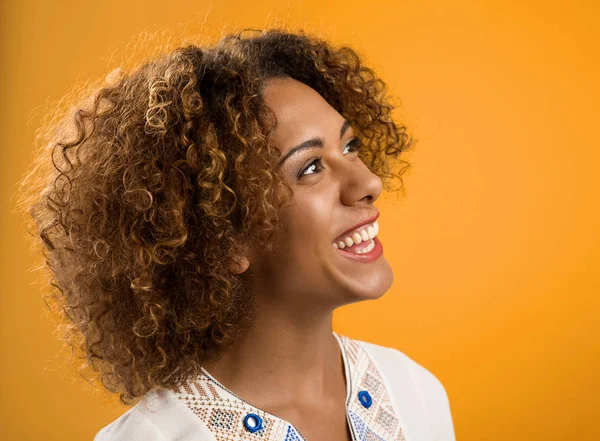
[338,158,383,207]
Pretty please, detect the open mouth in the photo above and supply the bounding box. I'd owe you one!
[331,219,383,262]
[332,219,379,254]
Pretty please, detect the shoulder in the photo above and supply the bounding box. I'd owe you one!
[94,405,165,441]
[94,388,215,441]
[354,337,457,441]
[357,338,448,400]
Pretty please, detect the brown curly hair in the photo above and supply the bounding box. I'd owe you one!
[15,27,414,405]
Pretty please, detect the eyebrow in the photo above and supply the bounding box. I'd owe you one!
[277,119,352,167]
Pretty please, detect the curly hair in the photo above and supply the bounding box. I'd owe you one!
[15,27,414,405]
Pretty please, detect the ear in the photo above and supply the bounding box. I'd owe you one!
[228,254,250,275]
[228,238,252,275]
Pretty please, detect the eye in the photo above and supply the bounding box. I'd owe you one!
[299,156,324,178]
[298,137,363,178]
[342,136,362,155]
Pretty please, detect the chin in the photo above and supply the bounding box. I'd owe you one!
[333,256,395,304]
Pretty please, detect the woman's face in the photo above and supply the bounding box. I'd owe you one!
[252,76,394,310]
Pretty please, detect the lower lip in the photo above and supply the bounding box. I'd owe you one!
[334,236,383,263]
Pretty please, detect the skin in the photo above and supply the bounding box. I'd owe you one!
[202,77,394,440]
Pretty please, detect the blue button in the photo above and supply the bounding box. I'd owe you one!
[358,390,372,408]
[243,413,263,432]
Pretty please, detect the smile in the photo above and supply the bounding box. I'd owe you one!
[332,220,379,252]
[332,220,384,262]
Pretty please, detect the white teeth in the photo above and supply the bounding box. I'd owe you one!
[367,226,375,239]
[354,239,375,254]
[332,220,380,250]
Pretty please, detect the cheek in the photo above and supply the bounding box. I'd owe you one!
[283,193,333,248]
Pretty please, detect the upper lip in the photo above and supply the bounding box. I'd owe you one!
[333,211,380,241]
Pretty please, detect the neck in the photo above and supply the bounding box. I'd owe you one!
[201,293,346,409]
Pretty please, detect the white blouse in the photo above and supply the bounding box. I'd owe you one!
[94,332,456,441]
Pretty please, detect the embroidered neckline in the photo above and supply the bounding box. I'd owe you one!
[171,331,407,441]
[195,331,348,440]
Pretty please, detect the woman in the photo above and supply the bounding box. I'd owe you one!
[17,28,455,441]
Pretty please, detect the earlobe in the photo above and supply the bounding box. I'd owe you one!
[228,235,255,275]
[229,255,250,274]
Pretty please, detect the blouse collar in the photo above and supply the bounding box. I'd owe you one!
[170,331,407,441]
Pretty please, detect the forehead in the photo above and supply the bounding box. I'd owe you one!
[262,77,342,150]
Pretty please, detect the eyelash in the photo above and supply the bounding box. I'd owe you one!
[299,137,362,178]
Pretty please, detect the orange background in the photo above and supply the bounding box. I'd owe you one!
[1,1,599,440]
